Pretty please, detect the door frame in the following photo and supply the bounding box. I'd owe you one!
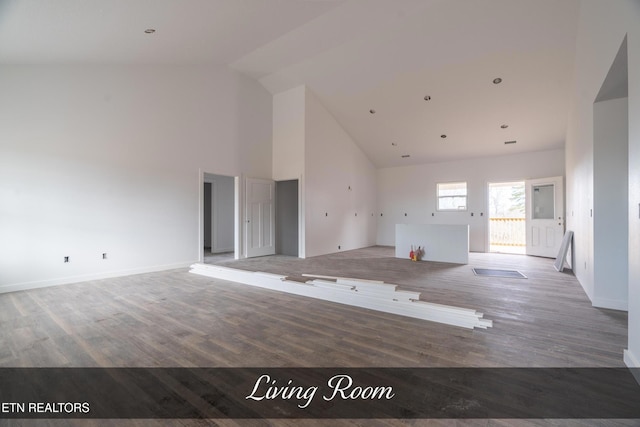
[198,169,241,263]
[198,171,306,262]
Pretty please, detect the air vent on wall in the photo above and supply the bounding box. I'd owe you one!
[504,140,517,145]
[401,154,410,158]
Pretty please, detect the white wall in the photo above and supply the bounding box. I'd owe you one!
[272,86,306,257]
[272,86,305,181]
[565,0,640,368]
[0,64,272,292]
[376,149,565,251]
[593,97,628,310]
[304,89,377,257]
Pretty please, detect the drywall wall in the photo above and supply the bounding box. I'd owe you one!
[565,0,639,368]
[272,86,305,181]
[0,64,272,292]
[304,88,377,257]
[593,97,628,310]
[376,149,565,251]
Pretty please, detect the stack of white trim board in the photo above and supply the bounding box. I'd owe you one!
[189,264,492,330]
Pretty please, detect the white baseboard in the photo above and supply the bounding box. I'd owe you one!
[624,350,640,386]
[212,247,234,254]
[624,349,640,368]
[592,297,628,311]
[0,261,195,294]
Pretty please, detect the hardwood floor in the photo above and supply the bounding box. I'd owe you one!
[0,246,632,426]
[205,246,628,368]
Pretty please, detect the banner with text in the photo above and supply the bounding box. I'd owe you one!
[1,368,639,419]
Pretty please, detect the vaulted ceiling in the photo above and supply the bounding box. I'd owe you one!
[0,0,580,168]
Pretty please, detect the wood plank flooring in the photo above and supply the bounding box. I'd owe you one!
[206,246,628,368]
[0,246,632,426]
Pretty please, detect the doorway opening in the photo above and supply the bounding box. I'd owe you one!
[203,173,236,264]
[276,179,299,256]
[488,181,526,254]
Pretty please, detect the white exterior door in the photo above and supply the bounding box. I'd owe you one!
[245,177,275,258]
[525,176,564,257]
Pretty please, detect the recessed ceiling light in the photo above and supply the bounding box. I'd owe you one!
[424,95,431,101]
[500,124,509,129]
[144,28,156,34]
[401,154,410,158]
[369,109,376,114]
[440,134,447,139]
[493,77,502,84]
[504,140,517,145]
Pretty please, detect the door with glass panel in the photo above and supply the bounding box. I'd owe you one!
[525,176,564,257]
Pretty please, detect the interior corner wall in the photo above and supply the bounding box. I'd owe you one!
[376,149,565,251]
[304,89,377,257]
[273,86,305,181]
[272,86,306,257]
[0,64,272,293]
[565,0,640,367]
[593,97,628,310]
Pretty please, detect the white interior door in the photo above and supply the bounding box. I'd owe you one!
[245,177,275,258]
[525,176,564,257]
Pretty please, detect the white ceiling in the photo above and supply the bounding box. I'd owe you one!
[0,0,580,168]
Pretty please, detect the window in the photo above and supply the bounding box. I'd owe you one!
[437,182,467,211]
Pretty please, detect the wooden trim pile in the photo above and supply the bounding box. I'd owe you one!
[189,264,492,330]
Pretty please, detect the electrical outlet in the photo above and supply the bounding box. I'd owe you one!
[64,256,69,263]
[102,253,108,260]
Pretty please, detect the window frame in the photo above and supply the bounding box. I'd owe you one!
[436,181,468,212]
